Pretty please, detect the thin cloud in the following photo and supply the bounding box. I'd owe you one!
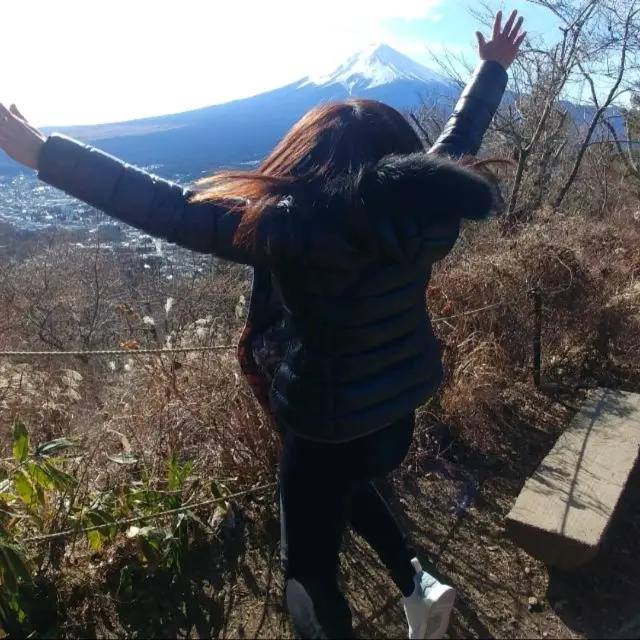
[2,0,447,125]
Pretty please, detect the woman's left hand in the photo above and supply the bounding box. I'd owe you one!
[0,104,45,171]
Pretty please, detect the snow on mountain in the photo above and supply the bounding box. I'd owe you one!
[302,43,445,92]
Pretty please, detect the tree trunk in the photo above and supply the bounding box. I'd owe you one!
[507,148,529,219]
[554,109,604,209]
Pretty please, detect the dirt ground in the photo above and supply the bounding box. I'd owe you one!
[23,390,640,640]
[207,469,640,640]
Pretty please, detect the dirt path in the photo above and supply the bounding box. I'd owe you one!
[211,465,640,640]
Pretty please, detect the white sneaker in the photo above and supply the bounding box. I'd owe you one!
[403,558,456,639]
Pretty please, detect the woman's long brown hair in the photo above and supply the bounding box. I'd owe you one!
[191,99,511,247]
[191,99,425,246]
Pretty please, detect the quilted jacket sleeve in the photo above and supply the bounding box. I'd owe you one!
[37,133,258,265]
[429,60,508,158]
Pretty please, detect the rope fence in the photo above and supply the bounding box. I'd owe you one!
[24,482,278,544]
[0,293,542,359]
[0,345,235,358]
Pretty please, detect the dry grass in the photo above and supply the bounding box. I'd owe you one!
[422,206,640,455]
[0,193,639,636]
[2,203,640,519]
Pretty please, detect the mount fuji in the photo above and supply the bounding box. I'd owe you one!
[301,43,448,91]
[0,45,458,177]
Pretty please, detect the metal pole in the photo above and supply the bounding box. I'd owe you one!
[532,289,542,388]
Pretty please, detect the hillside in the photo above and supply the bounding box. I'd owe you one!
[1,198,639,639]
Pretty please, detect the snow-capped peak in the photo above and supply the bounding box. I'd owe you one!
[302,43,444,92]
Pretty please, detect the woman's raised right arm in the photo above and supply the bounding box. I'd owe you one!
[429,10,526,158]
[0,105,253,264]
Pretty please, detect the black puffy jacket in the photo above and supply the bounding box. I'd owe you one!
[38,60,508,443]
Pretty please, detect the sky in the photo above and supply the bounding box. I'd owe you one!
[1,0,557,127]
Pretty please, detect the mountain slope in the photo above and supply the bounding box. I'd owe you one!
[0,45,624,179]
[0,45,458,178]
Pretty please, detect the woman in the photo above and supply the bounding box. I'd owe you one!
[0,10,525,639]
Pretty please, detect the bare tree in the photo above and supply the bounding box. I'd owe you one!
[415,0,639,221]
[601,89,640,179]
[542,0,640,207]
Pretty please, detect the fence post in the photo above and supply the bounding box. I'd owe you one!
[531,288,542,388]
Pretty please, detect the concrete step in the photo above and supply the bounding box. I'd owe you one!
[506,388,640,568]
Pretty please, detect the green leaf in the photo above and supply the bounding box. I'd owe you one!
[42,461,77,491]
[107,454,138,465]
[1,588,26,623]
[27,462,56,491]
[86,529,103,551]
[11,595,26,623]
[137,527,164,564]
[85,510,117,539]
[84,513,113,551]
[127,487,162,511]
[11,424,29,464]
[12,470,36,508]
[89,490,114,512]
[35,438,74,458]
[25,460,77,495]
[210,482,223,500]
[164,537,184,573]
[0,545,31,585]
[0,541,32,593]
[167,457,179,491]
[167,457,193,492]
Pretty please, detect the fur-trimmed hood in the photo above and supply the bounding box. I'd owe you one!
[279,151,498,265]
[357,152,497,222]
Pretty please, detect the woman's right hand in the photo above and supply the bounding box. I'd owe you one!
[476,10,527,71]
[0,104,46,171]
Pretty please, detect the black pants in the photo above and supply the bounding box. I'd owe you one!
[279,414,417,639]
